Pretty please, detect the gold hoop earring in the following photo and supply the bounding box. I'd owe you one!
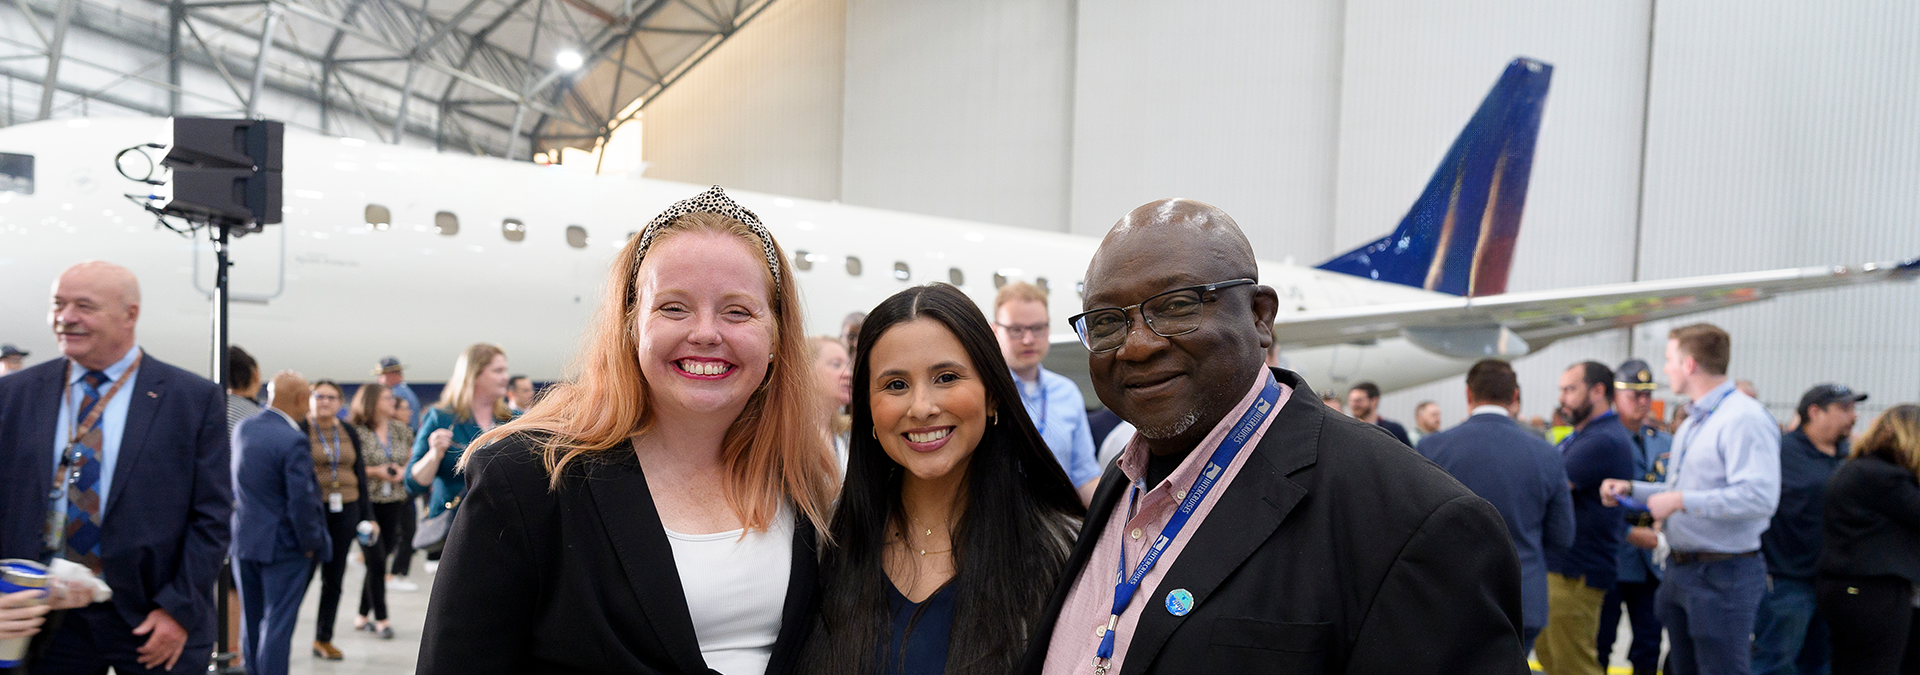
[989,411,998,425]
[870,428,877,439]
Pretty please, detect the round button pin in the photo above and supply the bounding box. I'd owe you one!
[1165,588,1194,617]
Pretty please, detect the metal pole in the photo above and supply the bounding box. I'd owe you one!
[35,0,76,120]
[210,220,240,674]
[168,0,183,115]
[245,7,278,118]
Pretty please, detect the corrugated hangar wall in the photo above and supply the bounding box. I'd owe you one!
[640,0,1920,425]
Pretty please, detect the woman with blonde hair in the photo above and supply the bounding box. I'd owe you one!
[811,335,853,472]
[404,343,512,561]
[418,187,837,675]
[1818,403,1920,674]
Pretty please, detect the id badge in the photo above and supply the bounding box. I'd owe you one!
[328,493,343,513]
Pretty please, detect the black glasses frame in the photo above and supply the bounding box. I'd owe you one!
[1066,278,1256,353]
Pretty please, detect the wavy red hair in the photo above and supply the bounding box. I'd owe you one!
[471,212,836,533]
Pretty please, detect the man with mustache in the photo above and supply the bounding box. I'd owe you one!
[1022,199,1526,674]
[1537,362,1636,675]
[0,261,231,674]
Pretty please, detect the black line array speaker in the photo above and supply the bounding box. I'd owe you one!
[162,118,283,227]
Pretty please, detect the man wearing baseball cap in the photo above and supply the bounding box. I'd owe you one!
[1598,359,1672,675]
[372,357,420,428]
[0,344,28,376]
[1752,383,1865,675]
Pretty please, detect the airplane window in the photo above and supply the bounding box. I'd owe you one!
[566,225,589,249]
[993,272,1007,289]
[1037,277,1050,295]
[893,262,910,281]
[0,152,32,194]
[794,250,813,271]
[435,211,458,236]
[502,218,526,242]
[846,256,862,276]
[948,268,964,286]
[365,204,391,230]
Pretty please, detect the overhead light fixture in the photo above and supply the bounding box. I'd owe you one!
[555,50,584,71]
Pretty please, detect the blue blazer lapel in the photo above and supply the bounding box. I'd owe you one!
[103,359,167,520]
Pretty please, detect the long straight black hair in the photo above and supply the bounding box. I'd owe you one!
[799,283,1085,675]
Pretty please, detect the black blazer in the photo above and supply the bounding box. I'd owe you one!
[418,434,818,675]
[1818,454,1920,584]
[0,354,231,642]
[1018,368,1526,675]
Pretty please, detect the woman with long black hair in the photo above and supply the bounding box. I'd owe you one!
[801,283,1084,675]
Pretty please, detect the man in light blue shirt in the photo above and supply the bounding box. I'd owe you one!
[993,282,1099,502]
[1604,323,1780,675]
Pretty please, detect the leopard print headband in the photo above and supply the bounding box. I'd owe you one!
[633,185,782,297]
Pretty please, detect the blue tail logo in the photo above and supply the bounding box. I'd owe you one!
[1317,58,1552,297]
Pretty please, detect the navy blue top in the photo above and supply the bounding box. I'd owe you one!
[1545,410,1637,589]
[1420,412,1574,630]
[1376,417,1413,447]
[879,581,955,675]
[1615,424,1672,584]
[1763,429,1847,580]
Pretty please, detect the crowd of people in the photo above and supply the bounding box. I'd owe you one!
[0,186,1915,675]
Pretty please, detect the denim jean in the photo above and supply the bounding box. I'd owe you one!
[1657,554,1768,675]
[1752,575,1830,675]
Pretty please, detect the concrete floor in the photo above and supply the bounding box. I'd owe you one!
[248,549,1661,675]
[283,551,432,675]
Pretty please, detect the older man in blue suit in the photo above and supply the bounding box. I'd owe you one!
[1420,359,1576,654]
[232,372,331,675]
[0,261,230,674]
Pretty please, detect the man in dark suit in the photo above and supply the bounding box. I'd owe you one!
[1418,359,1575,654]
[1022,199,1525,675]
[0,261,231,674]
[231,372,330,675]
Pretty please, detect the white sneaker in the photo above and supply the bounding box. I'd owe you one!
[388,577,419,592]
[424,560,439,574]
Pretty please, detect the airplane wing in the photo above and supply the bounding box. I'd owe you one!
[1274,258,1920,356]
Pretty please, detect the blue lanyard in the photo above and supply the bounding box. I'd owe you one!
[318,424,343,485]
[1092,375,1281,673]
[1669,385,1731,488]
[1021,375,1049,436]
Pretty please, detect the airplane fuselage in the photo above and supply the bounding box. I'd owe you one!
[0,118,1476,398]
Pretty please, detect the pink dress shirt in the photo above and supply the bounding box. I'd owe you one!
[1040,369,1291,675]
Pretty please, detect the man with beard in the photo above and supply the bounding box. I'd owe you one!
[1536,362,1636,675]
[1751,384,1864,675]
[1347,382,1413,446]
[1023,198,1524,675]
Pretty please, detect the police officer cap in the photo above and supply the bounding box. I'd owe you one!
[1615,359,1658,392]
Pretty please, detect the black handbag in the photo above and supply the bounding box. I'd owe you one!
[411,494,462,555]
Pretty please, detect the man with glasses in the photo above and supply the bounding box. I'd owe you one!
[1021,199,1526,675]
[1598,359,1671,675]
[1751,383,1864,675]
[994,281,1101,502]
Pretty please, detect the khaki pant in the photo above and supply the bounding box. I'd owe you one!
[1537,572,1607,675]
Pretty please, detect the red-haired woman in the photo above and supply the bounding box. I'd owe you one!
[418,187,837,675]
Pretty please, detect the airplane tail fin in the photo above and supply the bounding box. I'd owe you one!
[1317,57,1553,297]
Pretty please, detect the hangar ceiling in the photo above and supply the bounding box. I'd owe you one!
[1,0,775,158]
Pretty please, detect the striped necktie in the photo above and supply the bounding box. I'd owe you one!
[64,369,110,574]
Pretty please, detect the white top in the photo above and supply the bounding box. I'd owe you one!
[1471,405,1512,418]
[1097,421,1134,470]
[663,506,793,675]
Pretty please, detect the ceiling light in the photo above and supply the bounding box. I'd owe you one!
[555,50,584,71]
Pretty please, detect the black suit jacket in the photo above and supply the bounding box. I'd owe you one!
[418,433,818,675]
[1018,368,1526,674]
[0,353,232,642]
[1818,454,1920,585]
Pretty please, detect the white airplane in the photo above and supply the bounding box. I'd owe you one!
[2,58,1914,400]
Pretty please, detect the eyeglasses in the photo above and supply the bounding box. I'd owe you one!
[995,322,1050,339]
[1066,279,1255,353]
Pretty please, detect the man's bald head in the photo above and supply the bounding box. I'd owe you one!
[50,261,142,371]
[1079,198,1278,456]
[1091,199,1259,286]
[267,371,312,420]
